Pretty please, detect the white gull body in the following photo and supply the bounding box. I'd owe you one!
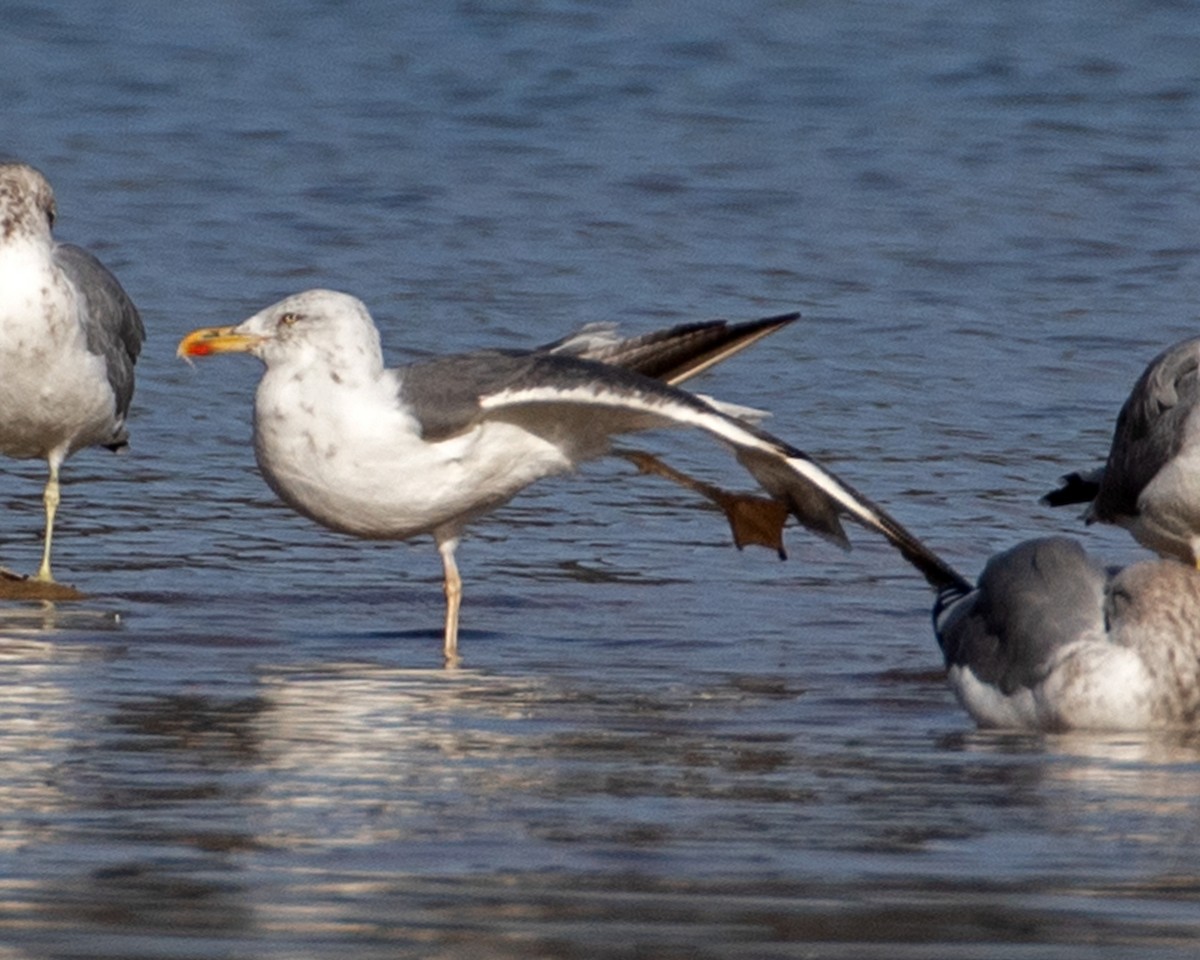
[0,162,144,583]
[179,289,958,663]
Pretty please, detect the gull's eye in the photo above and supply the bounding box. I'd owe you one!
[277,312,300,329]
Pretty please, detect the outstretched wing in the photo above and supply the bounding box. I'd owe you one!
[399,349,967,590]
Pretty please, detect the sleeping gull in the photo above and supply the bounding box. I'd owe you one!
[1043,335,1200,564]
[832,478,1200,729]
[935,538,1200,730]
[177,288,960,663]
[0,162,145,586]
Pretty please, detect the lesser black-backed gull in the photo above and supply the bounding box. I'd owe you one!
[178,289,958,663]
[0,162,144,588]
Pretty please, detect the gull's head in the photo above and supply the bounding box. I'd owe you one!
[0,162,56,244]
[177,289,385,374]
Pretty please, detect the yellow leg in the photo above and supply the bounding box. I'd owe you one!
[35,461,61,583]
[438,536,462,666]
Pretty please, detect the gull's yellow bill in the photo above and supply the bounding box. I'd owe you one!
[177,326,262,358]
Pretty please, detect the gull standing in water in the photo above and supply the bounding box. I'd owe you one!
[1044,336,1200,564]
[0,162,145,588]
[821,479,1200,731]
[178,289,960,663]
[932,537,1200,730]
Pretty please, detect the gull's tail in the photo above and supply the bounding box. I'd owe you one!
[1041,467,1103,509]
[546,312,801,386]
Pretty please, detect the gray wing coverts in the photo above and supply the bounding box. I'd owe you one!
[396,350,715,442]
[399,312,800,441]
[935,537,1107,694]
[395,347,967,582]
[55,243,145,422]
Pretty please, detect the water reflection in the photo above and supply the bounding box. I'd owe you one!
[0,604,121,637]
[2,630,1200,954]
[965,728,1200,799]
[0,635,85,850]
[0,640,263,951]
[5,0,1200,954]
[981,731,1200,849]
[250,666,550,854]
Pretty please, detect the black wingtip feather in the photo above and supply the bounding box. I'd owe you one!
[1041,472,1101,508]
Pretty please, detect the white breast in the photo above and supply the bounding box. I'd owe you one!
[0,246,117,460]
[251,368,574,540]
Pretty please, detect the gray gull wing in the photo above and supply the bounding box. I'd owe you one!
[55,242,145,430]
[934,537,1108,698]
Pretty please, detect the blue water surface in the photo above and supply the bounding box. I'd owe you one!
[3,1,1200,956]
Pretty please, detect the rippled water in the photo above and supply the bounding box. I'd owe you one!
[4,1,1200,956]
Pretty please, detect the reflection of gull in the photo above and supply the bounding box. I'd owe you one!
[1044,336,1200,564]
[0,636,92,850]
[964,729,1200,832]
[0,603,120,635]
[256,665,541,775]
[0,163,145,584]
[1028,732,1200,813]
[250,666,561,859]
[178,289,958,662]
